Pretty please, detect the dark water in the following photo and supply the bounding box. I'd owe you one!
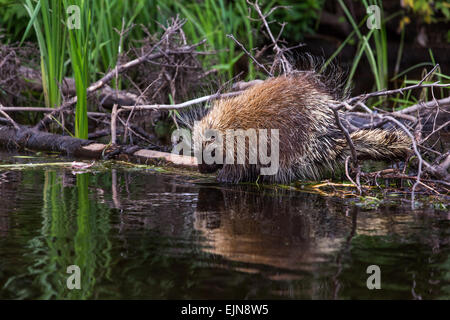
[0,155,449,299]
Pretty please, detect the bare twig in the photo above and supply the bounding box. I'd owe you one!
[226,34,272,76]
[0,104,19,130]
[344,156,362,194]
[335,81,450,112]
[247,0,294,74]
[330,105,362,194]
[0,106,111,118]
[396,96,450,115]
[111,104,119,145]
[120,91,243,111]
[421,120,450,144]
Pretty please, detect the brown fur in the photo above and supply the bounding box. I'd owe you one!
[193,73,411,183]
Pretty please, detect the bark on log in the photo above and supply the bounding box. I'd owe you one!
[0,125,91,156]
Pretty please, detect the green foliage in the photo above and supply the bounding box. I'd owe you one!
[402,0,450,23]
[90,1,151,76]
[0,0,30,41]
[391,50,449,111]
[169,0,251,78]
[3,0,324,82]
[264,0,324,42]
[336,0,389,94]
[22,0,66,109]
[64,0,90,139]
[435,1,450,21]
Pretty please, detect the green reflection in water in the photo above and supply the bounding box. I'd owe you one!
[72,173,95,299]
[6,171,112,299]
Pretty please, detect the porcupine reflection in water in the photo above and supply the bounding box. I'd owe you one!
[193,186,351,276]
[192,185,449,297]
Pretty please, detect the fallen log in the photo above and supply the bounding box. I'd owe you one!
[0,125,91,156]
[0,124,197,169]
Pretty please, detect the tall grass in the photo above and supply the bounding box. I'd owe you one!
[64,0,91,139]
[12,0,324,138]
[15,0,321,97]
[22,0,66,109]
[91,1,145,76]
[77,0,261,80]
[172,0,252,78]
[336,0,389,94]
[7,0,325,82]
[63,0,258,81]
[328,1,449,110]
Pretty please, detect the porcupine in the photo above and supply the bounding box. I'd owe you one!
[191,72,411,183]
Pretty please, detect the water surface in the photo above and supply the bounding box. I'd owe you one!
[0,153,448,299]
